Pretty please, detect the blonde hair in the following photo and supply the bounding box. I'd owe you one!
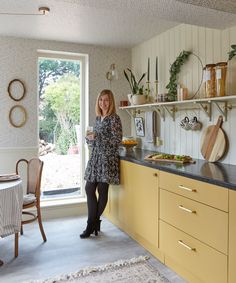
[95,89,116,116]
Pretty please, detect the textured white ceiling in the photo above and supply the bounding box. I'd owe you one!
[0,0,236,48]
[176,0,236,14]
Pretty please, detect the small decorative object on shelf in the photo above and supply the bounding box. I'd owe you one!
[124,68,146,105]
[166,50,192,101]
[146,57,151,97]
[120,100,128,107]
[215,62,227,97]
[177,85,188,101]
[204,64,216,98]
[166,51,203,101]
[154,56,159,102]
[228,44,236,61]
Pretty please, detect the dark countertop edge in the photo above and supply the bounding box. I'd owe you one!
[120,153,236,191]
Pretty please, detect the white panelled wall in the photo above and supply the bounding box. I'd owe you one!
[131,23,236,165]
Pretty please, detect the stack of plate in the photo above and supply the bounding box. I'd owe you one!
[0,173,20,182]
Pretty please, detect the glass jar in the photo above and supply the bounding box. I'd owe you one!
[204,64,216,98]
[215,62,227,96]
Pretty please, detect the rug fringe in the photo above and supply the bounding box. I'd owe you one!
[27,255,150,283]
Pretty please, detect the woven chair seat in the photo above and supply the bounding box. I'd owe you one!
[23,193,36,205]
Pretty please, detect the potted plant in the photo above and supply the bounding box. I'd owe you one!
[228,44,236,60]
[124,68,146,105]
[67,127,79,154]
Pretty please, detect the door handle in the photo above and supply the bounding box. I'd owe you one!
[178,185,196,192]
[178,240,196,251]
[178,205,196,214]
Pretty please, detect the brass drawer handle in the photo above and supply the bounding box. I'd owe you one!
[153,173,158,177]
[178,205,196,214]
[178,185,196,192]
[178,240,196,251]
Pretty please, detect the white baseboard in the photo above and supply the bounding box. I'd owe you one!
[41,201,87,219]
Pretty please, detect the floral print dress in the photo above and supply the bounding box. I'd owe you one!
[84,113,122,185]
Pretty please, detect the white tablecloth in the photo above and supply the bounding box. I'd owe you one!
[0,180,23,238]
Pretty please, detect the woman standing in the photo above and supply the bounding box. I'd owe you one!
[80,89,122,238]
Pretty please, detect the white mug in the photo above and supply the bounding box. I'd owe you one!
[189,116,202,131]
[180,116,191,130]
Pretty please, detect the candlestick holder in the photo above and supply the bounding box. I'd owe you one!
[154,80,158,102]
[146,81,151,97]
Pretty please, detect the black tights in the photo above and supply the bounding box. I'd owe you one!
[85,181,109,222]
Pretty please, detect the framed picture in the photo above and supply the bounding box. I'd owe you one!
[134,117,145,136]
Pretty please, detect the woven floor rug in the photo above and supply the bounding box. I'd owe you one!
[28,256,170,283]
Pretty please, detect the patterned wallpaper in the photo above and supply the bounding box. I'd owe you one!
[0,36,131,148]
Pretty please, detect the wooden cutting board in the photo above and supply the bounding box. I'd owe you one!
[144,156,195,164]
[200,115,226,162]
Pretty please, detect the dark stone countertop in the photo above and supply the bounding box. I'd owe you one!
[119,148,236,191]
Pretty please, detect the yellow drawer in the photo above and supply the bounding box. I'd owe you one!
[160,189,228,254]
[159,171,228,212]
[160,220,227,283]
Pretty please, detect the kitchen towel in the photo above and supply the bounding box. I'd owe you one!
[145,111,158,143]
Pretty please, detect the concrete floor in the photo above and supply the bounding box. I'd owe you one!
[0,217,186,283]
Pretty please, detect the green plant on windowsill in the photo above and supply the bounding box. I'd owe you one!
[124,68,146,95]
[166,50,192,101]
[228,45,236,61]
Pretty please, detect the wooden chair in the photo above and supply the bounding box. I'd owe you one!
[15,158,47,257]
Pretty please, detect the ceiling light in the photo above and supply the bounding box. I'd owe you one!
[38,7,50,15]
[0,6,50,16]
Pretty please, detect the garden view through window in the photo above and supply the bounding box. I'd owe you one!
[38,56,82,199]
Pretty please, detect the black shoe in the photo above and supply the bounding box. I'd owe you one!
[97,219,102,232]
[80,221,97,238]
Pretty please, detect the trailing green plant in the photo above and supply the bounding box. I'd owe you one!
[228,44,236,61]
[166,50,192,101]
[124,68,146,95]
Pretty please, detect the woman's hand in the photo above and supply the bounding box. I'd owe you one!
[86,133,95,141]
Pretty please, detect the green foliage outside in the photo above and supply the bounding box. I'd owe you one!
[38,59,80,98]
[39,58,80,155]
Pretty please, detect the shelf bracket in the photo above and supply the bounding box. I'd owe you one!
[196,102,212,121]
[162,105,177,121]
[212,101,232,121]
[124,109,136,118]
[154,106,165,121]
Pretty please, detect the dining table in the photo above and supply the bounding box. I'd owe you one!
[0,177,23,266]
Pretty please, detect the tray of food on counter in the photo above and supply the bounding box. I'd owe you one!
[144,153,195,164]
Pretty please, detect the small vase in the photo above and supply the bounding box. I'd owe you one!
[132,94,147,105]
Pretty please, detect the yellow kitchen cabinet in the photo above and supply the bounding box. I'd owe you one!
[116,160,134,232]
[229,189,236,283]
[159,170,229,283]
[159,171,228,212]
[160,189,228,254]
[160,220,227,283]
[128,162,159,248]
[105,160,133,231]
[105,160,163,261]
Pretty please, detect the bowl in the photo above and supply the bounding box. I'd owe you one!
[123,143,137,150]
[121,138,138,152]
